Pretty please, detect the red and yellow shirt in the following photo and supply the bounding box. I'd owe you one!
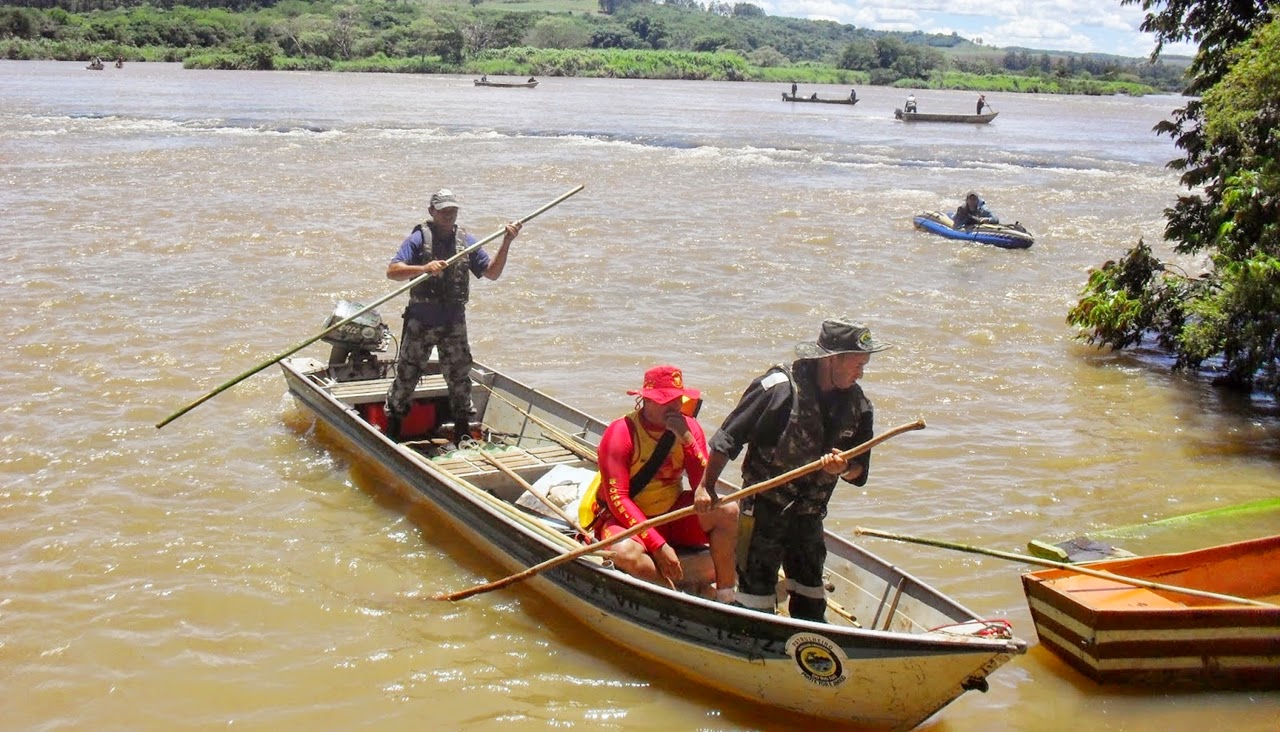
[596,411,709,553]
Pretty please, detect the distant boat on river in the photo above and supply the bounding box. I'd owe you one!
[895,109,998,124]
[782,92,858,106]
[475,78,538,88]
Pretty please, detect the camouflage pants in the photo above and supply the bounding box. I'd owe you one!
[736,494,828,621]
[385,317,473,427]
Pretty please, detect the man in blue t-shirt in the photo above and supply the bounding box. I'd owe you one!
[383,189,521,441]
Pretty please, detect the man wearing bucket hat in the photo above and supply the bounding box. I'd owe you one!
[383,189,522,441]
[585,365,739,601]
[694,319,889,621]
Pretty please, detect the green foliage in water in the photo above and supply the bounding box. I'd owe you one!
[1070,7,1280,395]
[915,70,1155,96]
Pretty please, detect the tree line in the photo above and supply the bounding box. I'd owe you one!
[2,0,1181,92]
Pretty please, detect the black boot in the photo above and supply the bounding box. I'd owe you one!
[788,593,827,623]
[453,420,471,442]
[384,415,402,441]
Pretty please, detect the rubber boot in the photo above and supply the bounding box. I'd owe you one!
[454,420,471,443]
[788,593,827,623]
[384,415,402,441]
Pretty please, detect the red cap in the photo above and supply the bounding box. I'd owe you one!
[626,365,700,405]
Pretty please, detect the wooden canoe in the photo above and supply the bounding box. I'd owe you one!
[279,316,1026,731]
[895,109,997,124]
[475,79,538,88]
[782,93,858,106]
[1021,535,1280,688]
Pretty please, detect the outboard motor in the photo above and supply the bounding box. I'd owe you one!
[321,300,391,381]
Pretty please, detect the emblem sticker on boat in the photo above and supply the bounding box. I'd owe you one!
[786,633,848,687]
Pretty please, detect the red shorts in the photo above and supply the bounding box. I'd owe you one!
[597,492,709,549]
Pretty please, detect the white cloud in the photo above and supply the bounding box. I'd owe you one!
[756,0,1200,57]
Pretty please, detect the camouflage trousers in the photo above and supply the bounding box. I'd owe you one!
[385,317,474,427]
[735,494,829,622]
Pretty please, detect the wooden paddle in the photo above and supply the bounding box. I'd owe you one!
[434,418,926,601]
[155,185,585,429]
[855,527,1277,608]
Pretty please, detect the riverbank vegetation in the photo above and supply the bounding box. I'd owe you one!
[1069,1,1280,397]
[1,0,1183,94]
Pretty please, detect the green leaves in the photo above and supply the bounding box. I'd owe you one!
[1073,7,1280,395]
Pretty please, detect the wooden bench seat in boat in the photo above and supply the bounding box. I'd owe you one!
[327,374,449,404]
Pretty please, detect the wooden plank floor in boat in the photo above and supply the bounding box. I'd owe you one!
[322,374,581,477]
[429,445,580,478]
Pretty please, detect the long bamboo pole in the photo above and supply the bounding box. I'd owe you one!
[1098,497,1280,538]
[475,382,597,461]
[155,185,585,429]
[434,418,925,601]
[854,527,1276,608]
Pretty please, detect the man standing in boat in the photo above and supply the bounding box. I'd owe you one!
[952,191,999,229]
[976,94,987,114]
[383,189,521,441]
[588,365,739,602]
[694,320,887,622]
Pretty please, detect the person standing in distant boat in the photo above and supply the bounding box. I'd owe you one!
[849,88,857,103]
[383,189,522,442]
[694,320,888,622]
[976,94,987,114]
[791,82,797,98]
[904,94,917,113]
[952,190,1000,229]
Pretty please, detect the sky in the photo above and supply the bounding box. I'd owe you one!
[758,0,1200,58]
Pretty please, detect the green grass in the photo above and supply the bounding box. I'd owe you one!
[480,0,603,13]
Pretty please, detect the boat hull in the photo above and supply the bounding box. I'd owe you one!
[280,355,1025,730]
[895,109,997,123]
[912,211,1034,249]
[1021,535,1280,688]
[475,80,538,88]
[782,93,857,105]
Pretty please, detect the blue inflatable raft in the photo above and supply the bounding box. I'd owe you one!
[912,210,1034,249]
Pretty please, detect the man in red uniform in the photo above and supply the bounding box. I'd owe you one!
[590,365,738,601]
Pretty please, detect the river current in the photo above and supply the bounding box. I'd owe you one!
[2,61,1278,731]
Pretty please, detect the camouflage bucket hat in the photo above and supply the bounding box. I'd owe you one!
[795,319,891,359]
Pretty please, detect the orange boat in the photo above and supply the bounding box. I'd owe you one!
[1021,535,1280,688]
